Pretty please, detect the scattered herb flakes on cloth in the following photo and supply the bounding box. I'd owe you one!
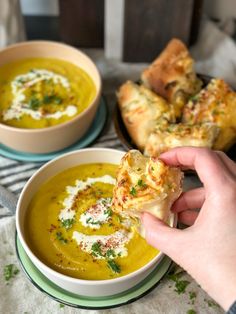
[168,271,190,294]
[187,310,197,314]
[204,298,221,309]
[3,264,19,283]
[188,291,197,305]
[167,266,222,314]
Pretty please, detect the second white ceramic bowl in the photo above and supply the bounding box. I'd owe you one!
[0,41,101,153]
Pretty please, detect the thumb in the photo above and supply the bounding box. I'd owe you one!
[141,212,183,259]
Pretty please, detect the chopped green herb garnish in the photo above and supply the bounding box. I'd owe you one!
[90,221,101,225]
[3,264,19,282]
[91,220,101,225]
[16,78,25,84]
[137,179,147,188]
[212,109,224,115]
[59,303,65,308]
[168,271,190,294]
[28,97,41,110]
[168,272,182,282]
[151,166,154,171]
[91,242,103,257]
[45,78,52,84]
[187,310,196,314]
[102,198,111,203]
[43,95,52,104]
[106,249,116,259]
[116,215,122,223]
[86,217,100,225]
[54,96,63,104]
[204,298,220,308]
[189,291,197,305]
[189,291,196,301]
[104,208,113,217]
[56,232,68,244]
[130,187,137,196]
[43,94,63,105]
[167,183,173,190]
[212,109,219,115]
[107,260,121,273]
[189,95,199,102]
[61,218,74,229]
[174,280,190,294]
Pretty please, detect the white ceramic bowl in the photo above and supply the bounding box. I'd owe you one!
[0,41,101,154]
[16,148,171,297]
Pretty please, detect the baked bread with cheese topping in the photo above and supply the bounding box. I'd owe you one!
[182,78,236,151]
[141,38,202,117]
[112,150,183,224]
[144,122,220,156]
[117,81,175,150]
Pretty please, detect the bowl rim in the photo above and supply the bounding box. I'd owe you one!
[0,40,102,133]
[16,147,167,286]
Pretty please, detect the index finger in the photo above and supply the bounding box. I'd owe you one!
[159,147,229,190]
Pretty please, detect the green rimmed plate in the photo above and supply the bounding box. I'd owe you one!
[16,234,172,309]
[0,96,108,162]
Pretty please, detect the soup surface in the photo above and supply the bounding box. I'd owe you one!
[0,58,96,128]
[25,163,158,280]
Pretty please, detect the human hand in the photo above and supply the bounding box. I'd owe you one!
[142,147,236,310]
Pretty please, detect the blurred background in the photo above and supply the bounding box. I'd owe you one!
[1,0,236,62]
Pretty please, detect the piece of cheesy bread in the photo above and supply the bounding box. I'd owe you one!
[141,38,202,117]
[182,78,236,151]
[117,81,175,150]
[112,150,183,225]
[144,123,219,156]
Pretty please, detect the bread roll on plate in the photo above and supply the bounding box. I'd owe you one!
[144,122,220,156]
[117,81,175,150]
[141,38,202,117]
[182,78,236,151]
[112,150,183,226]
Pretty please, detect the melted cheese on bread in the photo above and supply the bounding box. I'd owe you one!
[144,123,220,156]
[112,150,183,225]
[182,79,236,151]
[117,81,175,150]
